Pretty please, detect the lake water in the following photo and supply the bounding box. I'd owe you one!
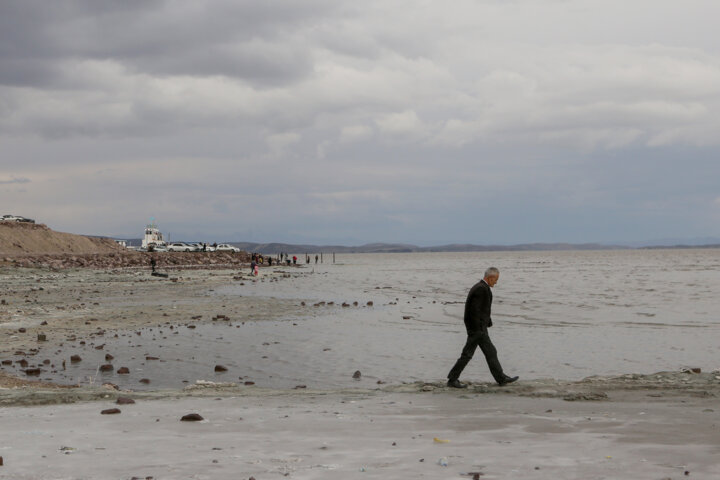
[46,250,720,390]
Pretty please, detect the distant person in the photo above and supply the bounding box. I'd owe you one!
[203,243,207,252]
[292,255,297,265]
[315,254,318,264]
[250,259,256,274]
[447,267,518,388]
[268,257,273,266]
[150,257,157,273]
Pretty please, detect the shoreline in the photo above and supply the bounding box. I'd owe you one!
[2,264,719,478]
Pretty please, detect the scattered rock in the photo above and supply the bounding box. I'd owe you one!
[70,355,82,363]
[145,356,159,360]
[37,333,47,342]
[117,367,130,374]
[116,397,135,405]
[352,370,362,379]
[105,353,114,361]
[214,365,228,372]
[24,368,42,376]
[18,328,26,333]
[366,301,373,306]
[181,413,204,422]
[101,408,121,415]
[244,381,255,386]
[99,364,114,372]
[294,385,307,389]
[139,378,151,384]
[563,391,608,402]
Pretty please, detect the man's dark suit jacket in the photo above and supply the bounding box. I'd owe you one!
[463,279,493,334]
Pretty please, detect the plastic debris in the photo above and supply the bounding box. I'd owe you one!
[437,457,448,467]
[433,437,450,443]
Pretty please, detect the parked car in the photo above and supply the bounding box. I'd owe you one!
[148,243,168,252]
[167,242,194,252]
[215,243,240,253]
[1,214,34,223]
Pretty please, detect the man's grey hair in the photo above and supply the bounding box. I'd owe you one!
[484,267,499,278]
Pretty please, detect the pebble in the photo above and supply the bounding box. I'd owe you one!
[214,365,228,372]
[70,355,82,363]
[117,367,130,374]
[353,370,362,379]
[180,413,204,422]
[116,397,135,405]
[101,408,121,415]
[99,364,113,372]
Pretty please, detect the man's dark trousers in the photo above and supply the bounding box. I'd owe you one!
[447,329,504,383]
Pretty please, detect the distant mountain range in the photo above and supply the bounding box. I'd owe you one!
[228,241,720,254]
[115,238,720,254]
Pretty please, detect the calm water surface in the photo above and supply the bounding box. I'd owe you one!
[45,250,720,389]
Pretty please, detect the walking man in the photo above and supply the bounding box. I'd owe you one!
[447,267,518,388]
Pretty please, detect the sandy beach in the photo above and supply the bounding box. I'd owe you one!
[2,262,720,479]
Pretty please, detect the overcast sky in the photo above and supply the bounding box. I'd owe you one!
[1,0,719,245]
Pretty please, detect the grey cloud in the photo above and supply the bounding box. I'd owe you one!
[1,1,720,244]
[0,177,30,185]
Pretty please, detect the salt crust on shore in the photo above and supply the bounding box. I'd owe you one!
[0,387,718,479]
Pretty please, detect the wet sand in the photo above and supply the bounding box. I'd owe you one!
[1,265,720,478]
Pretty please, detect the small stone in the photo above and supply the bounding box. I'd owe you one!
[294,385,307,389]
[214,365,228,372]
[181,413,204,422]
[101,408,121,415]
[116,397,135,405]
[366,301,373,306]
[99,364,113,372]
[0,455,3,466]
[139,378,151,384]
[244,381,255,386]
[117,367,130,374]
[352,370,361,379]
[24,368,42,376]
[691,367,701,374]
[145,356,159,360]
[18,328,26,333]
[105,354,114,361]
[37,334,47,342]
[70,355,82,363]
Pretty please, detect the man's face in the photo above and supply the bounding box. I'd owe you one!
[485,273,499,287]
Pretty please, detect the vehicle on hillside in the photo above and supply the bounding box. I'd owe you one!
[216,243,240,253]
[167,242,194,252]
[1,214,35,223]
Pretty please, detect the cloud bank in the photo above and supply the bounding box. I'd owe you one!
[1,0,719,244]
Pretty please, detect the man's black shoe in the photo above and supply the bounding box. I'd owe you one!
[447,379,467,389]
[498,375,519,386]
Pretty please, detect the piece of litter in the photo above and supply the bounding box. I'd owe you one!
[437,457,448,467]
[433,437,450,443]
